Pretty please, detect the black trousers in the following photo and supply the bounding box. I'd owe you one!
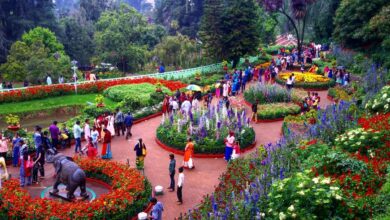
[177,186,183,202]
[125,125,132,139]
[32,163,45,182]
[169,172,175,190]
[114,122,125,136]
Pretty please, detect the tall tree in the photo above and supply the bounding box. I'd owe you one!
[310,0,340,43]
[155,0,203,37]
[261,0,317,57]
[94,4,166,72]
[79,0,119,22]
[0,27,71,82]
[199,0,224,60]
[200,0,261,66]
[0,0,58,63]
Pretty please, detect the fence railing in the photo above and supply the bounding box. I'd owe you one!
[1,56,259,91]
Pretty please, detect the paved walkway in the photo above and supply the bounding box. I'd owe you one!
[7,84,332,219]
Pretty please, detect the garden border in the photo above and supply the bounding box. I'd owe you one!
[155,138,257,158]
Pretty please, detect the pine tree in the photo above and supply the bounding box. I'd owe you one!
[199,0,225,61]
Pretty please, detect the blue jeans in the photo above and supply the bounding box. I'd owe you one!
[20,164,32,186]
[75,138,81,153]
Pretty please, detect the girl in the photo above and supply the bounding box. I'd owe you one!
[19,140,32,187]
[224,131,235,162]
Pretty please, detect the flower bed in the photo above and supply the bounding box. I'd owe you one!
[244,83,306,105]
[0,157,152,219]
[365,85,390,113]
[276,72,335,90]
[156,106,255,154]
[328,86,354,101]
[257,103,301,120]
[0,77,186,103]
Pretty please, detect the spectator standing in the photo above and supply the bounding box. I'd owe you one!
[168,154,176,192]
[73,121,83,154]
[114,108,125,136]
[84,119,91,141]
[46,74,52,85]
[101,128,112,159]
[49,121,60,149]
[177,167,185,205]
[33,126,42,150]
[124,112,134,139]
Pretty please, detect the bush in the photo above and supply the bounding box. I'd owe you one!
[103,83,171,102]
[335,128,383,155]
[365,85,390,113]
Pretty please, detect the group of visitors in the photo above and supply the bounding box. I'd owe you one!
[302,92,322,112]
[324,66,351,85]
[162,90,203,116]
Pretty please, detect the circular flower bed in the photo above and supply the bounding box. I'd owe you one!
[156,107,256,154]
[0,157,151,219]
[276,71,335,90]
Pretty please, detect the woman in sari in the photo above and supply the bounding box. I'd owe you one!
[225,131,235,161]
[183,138,194,169]
[101,128,112,159]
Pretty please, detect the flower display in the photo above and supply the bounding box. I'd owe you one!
[279,71,330,83]
[335,127,383,155]
[257,103,301,120]
[0,157,151,219]
[4,114,20,126]
[157,105,255,154]
[0,78,186,103]
[365,85,390,113]
[244,83,306,105]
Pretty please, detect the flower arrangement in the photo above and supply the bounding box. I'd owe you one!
[365,85,390,113]
[0,157,151,219]
[0,78,186,104]
[157,105,255,154]
[5,114,20,126]
[335,128,383,156]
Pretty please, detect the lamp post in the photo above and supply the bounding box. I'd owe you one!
[71,60,78,94]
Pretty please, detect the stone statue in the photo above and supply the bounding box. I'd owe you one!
[0,157,10,188]
[51,153,88,200]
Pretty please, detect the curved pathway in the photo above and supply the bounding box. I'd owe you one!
[7,84,332,220]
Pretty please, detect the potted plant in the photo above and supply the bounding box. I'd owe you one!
[195,72,201,81]
[155,81,163,92]
[5,114,20,131]
[95,94,105,107]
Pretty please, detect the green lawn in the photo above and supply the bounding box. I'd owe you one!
[0,94,117,115]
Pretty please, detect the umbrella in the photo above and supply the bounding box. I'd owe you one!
[186,84,202,91]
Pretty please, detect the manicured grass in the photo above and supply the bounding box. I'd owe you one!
[0,94,117,115]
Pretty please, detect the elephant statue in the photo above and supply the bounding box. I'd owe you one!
[51,153,88,200]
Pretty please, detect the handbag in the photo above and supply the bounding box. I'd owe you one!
[142,146,147,156]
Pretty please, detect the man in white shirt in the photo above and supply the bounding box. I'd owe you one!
[84,119,91,141]
[177,167,184,205]
[171,99,179,113]
[46,74,52,85]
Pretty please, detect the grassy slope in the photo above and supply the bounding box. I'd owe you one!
[0,94,117,115]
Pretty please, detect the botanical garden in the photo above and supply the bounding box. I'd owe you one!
[0,0,389,219]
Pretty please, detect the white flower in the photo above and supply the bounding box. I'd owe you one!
[288,205,295,212]
[268,209,273,213]
[387,98,390,103]
[298,183,304,188]
[260,213,265,217]
[356,142,361,146]
[292,213,297,218]
[312,177,319,184]
[385,104,389,109]
[335,194,342,200]
[321,178,331,184]
[382,93,388,99]
[330,186,339,191]
[298,190,305,195]
[279,212,286,220]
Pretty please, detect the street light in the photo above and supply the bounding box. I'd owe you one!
[71,60,78,94]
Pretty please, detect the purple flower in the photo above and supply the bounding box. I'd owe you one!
[189,110,194,122]
[169,114,174,125]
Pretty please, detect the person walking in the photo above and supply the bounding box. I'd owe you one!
[32,140,45,184]
[177,167,184,205]
[12,133,21,167]
[49,121,60,149]
[114,108,125,136]
[183,138,194,169]
[149,198,164,220]
[46,74,52,85]
[73,121,83,154]
[101,128,112,159]
[134,138,146,169]
[168,154,176,192]
[19,140,32,187]
[124,112,134,139]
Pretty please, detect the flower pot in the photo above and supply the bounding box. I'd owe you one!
[156,88,162,92]
[7,125,20,132]
[97,103,105,108]
[195,77,201,81]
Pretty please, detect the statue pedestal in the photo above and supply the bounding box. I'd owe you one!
[42,184,94,202]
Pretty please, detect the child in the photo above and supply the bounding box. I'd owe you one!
[19,140,32,187]
[86,137,98,159]
[231,141,241,160]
